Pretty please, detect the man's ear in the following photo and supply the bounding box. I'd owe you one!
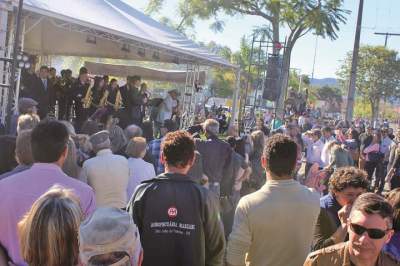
[261,156,267,169]
[385,229,394,244]
[160,152,165,166]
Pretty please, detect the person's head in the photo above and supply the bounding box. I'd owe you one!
[322,126,332,139]
[348,193,394,263]
[287,124,298,137]
[31,120,69,165]
[251,130,265,154]
[203,119,219,137]
[367,126,373,135]
[129,75,141,88]
[0,135,17,174]
[110,78,118,89]
[103,75,109,85]
[161,131,195,174]
[15,130,34,166]
[17,113,40,133]
[65,69,73,78]
[89,130,111,154]
[18,97,38,114]
[381,128,388,139]
[372,131,382,144]
[141,120,154,142]
[140,82,148,92]
[19,186,82,266]
[125,137,147,159]
[49,67,56,78]
[329,167,369,206]
[261,134,297,180]
[311,129,322,142]
[62,138,80,178]
[168,89,179,100]
[79,207,138,266]
[79,67,89,82]
[39,65,49,79]
[227,124,239,137]
[347,128,359,140]
[160,119,176,137]
[226,136,236,149]
[386,188,400,232]
[124,124,143,139]
[93,76,105,90]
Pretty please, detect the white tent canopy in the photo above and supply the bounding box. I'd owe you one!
[84,61,206,84]
[20,0,237,69]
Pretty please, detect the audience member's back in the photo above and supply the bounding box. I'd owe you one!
[79,207,140,266]
[226,134,319,266]
[0,120,96,265]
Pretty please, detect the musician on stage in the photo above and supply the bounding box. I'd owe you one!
[71,67,91,132]
[100,78,123,115]
[120,75,147,128]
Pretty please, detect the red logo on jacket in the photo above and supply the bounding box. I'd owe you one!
[167,206,178,218]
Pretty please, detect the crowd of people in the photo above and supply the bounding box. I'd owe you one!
[1,65,400,266]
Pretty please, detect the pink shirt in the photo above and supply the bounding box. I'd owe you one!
[0,163,96,266]
[364,143,380,161]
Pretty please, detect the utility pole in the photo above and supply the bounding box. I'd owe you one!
[345,0,364,123]
[374,32,400,47]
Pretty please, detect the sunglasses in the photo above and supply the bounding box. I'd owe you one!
[350,223,389,239]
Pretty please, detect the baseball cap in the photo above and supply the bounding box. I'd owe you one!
[18,98,38,114]
[79,207,138,265]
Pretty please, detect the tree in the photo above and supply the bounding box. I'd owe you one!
[147,0,349,118]
[337,45,400,122]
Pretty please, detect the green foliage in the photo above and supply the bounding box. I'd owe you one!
[316,85,342,103]
[337,45,400,120]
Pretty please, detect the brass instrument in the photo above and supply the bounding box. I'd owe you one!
[100,89,123,111]
[82,82,93,109]
[99,90,108,107]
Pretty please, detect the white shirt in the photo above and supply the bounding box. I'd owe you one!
[80,149,129,209]
[127,157,156,200]
[381,136,394,161]
[157,94,177,123]
[321,136,336,167]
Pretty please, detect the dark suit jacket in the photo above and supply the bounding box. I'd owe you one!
[21,72,55,118]
[195,136,233,196]
[312,193,342,251]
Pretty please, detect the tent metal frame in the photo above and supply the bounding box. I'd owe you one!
[0,2,241,130]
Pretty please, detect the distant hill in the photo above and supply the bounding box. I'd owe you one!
[310,78,338,87]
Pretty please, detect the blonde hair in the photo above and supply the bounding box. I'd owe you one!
[19,186,82,266]
[17,114,40,133]
[125,137,147,158]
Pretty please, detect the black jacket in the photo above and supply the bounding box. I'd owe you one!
[127,173,225,266]
[195,136,234,196]
[21,72,55,118]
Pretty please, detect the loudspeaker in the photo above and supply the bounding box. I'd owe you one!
[263,56,282,101]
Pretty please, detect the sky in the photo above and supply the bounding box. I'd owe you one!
[129,0,400,79]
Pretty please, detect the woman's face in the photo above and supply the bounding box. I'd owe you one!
[111,81,118,89]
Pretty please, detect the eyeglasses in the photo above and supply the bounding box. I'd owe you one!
[350,223,390,239]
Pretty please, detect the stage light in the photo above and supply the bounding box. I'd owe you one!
[137,48,145,57]
[24,62,31,69]
[16,54,22,61]
[18,61,24,68]
[121,43,130,52]
[86,35,97,44]
[22,55,29,62]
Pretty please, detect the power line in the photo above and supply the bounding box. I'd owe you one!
[374,32,400,47]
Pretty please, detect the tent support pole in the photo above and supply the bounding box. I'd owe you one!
[230,68,240,126]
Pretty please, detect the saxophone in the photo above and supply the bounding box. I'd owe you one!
[99,90,108,107]
[82,82,93,109]
[101,89,123,111]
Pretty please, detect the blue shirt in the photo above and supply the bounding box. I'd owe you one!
[384,231,400,261]
[148,138,164,175]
